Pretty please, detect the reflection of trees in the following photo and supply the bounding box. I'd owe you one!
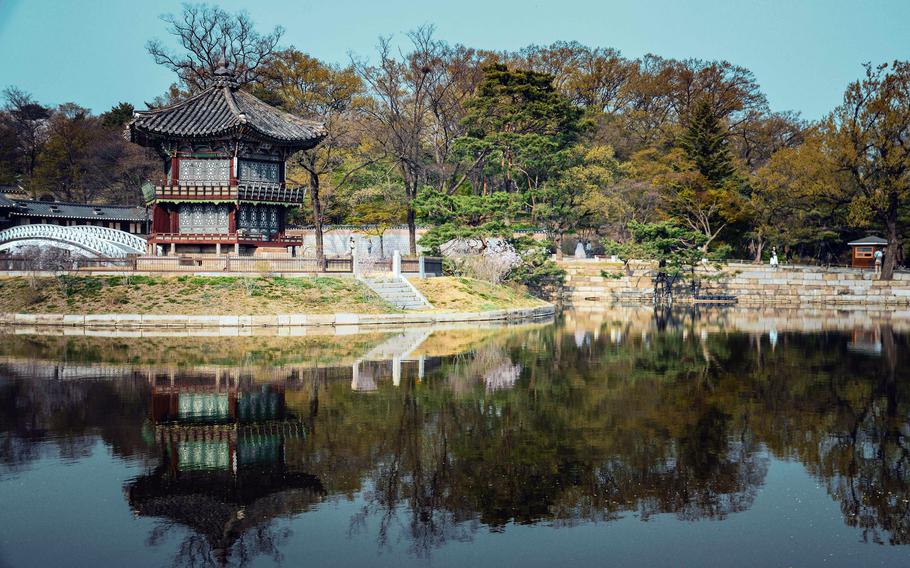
[284,320,910,551]
[0,369,151,474]
[5,319,910,557]
[283,328,770,555]
[740,327,910,544]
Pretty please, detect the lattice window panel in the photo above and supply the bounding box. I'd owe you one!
[238,204,280,233]
[180,159,230,184]
[177,203,230,233]
[239,160,280,183]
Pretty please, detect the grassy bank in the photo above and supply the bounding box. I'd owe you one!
[0,275,548,315]
[0,275,391,315]
[410,276,548,312]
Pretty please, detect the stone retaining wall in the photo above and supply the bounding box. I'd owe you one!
[561,259,910,307]
[0,305,555,329]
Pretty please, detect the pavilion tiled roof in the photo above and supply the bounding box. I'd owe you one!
[127,62,326,150]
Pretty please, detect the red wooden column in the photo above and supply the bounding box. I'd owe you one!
[152,204,171,234]
[169,209,179,233]
[170,155,179,184]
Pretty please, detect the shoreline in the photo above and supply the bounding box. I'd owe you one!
[0,304,556,329]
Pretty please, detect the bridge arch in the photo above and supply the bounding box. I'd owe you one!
[72,225,147,254]
[0,224,146,258]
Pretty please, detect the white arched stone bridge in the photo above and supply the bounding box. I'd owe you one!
[0,224,146,258]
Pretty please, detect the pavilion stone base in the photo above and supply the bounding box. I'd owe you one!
[152,242,296,257]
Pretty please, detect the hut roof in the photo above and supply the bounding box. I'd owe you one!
[847,236,888,246]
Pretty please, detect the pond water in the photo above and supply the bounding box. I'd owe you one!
[2,308,910,567]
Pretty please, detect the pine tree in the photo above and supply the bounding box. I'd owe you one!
[680,99,735,185]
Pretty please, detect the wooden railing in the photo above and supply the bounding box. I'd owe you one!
[151,181,307,204]
[152,233,304,245]
[0,255,442,275]
[0,255,352,274]
[237,182,307,203]
[153,184,236,200]
[0,256,135,271]
[136,256,352,273]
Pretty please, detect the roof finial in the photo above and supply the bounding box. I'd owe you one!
[212,45,238,88]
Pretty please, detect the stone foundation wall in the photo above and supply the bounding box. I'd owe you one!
[561,259,910,308]
[0,305,556,329]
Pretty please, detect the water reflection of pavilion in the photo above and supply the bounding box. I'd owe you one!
[126,371,324,567]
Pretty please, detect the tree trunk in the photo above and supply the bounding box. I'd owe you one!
[882,219,898,280]
[879,190,899,280]
[752,239,764,264]
[554,233,564,258]
[407,205,417,256]
[310,171,324,265]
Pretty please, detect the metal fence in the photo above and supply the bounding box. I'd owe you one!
[423,257,443,275]
[371,256,444,275]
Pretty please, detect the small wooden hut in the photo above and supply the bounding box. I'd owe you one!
[847,236,888,268]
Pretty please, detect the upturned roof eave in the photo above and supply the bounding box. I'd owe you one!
[126,83,326,152]
[128,121,325,151]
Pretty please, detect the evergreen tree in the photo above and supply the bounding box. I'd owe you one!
[680,99,735,185]
[100,102,135,128]
[457,64,585,193]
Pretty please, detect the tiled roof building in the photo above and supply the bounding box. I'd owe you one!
[127,59,326,256]
[0,196,148,235]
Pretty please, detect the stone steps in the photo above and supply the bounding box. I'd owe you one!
[361,277,431,310]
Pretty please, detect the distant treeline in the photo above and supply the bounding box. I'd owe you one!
[3,4,909,275]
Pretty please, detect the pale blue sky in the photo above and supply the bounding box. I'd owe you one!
[1,0,908,119]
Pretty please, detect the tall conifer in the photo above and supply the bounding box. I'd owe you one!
[680,99,735,185]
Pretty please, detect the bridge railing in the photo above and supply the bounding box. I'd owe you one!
[72,225,146,253]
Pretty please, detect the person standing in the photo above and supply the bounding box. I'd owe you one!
[874,249,883,276]
[769,247,779,269]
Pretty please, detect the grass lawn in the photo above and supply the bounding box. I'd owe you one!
[0,275,394,315]
[409,276,549,312]
[0,274,549,315]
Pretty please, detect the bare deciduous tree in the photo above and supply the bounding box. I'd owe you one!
[353,26,486,254]
[2,87,52,184]
[147,3,284,93]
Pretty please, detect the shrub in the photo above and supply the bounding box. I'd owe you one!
[21,286,46,306]
[444,254,514,285]
[505,243,565,299]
